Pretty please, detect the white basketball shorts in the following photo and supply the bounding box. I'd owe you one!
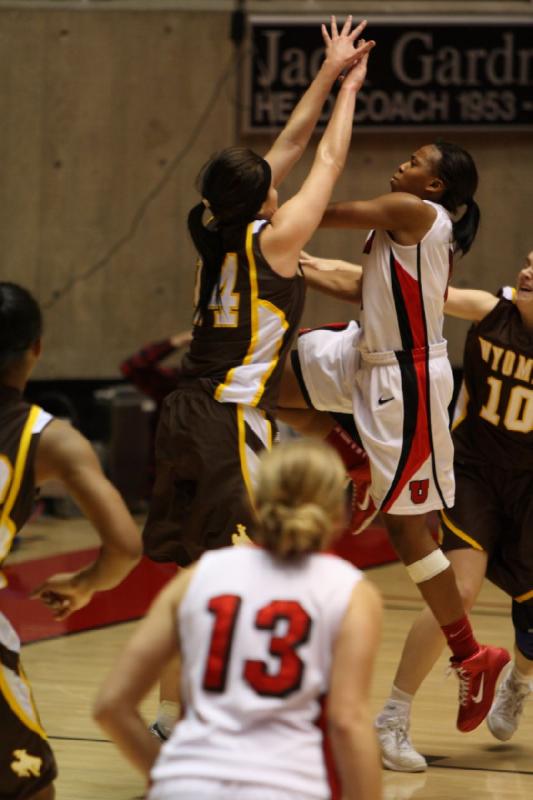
[295,322,360,415]
[294,325,455,514]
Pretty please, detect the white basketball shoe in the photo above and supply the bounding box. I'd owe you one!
[486,662,532,741]
[375,709,427,772]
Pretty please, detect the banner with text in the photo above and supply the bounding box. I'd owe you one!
[245,16,533,132]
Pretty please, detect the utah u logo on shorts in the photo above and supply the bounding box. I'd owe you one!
[10,749,42,778]
[409,479,429,505]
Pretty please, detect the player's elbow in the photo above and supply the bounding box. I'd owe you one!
[111,538,143,570]
[123,527,143,562]
[317,143,344,175]
[93,687,121,729]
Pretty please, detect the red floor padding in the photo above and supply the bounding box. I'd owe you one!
[2,553,178,645]
[333,523,398,567]
[2,523,397,645]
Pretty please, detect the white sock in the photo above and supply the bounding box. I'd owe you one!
[512,663,533,689]
[390,685,414,707]
[376,685,414,725]
[157,701,180,738]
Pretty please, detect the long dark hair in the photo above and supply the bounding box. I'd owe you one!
[0,282,42,374]
[434,141,480,255]
[187,147,271,322]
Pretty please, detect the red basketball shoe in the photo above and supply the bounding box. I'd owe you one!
[347,460,378,535]
[451,645,511,732]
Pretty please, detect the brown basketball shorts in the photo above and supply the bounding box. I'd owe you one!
[1,615,57,800]
[439,459,533,601]
[143,387,274,566]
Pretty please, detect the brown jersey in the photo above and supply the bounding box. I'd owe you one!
[0,386,52,586]
[452,288,533,470]
[181,219,306,414]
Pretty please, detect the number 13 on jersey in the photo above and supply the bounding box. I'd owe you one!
[202,594,312,698]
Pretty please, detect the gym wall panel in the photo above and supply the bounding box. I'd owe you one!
[0,3,531,375]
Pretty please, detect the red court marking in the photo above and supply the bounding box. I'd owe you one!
[2,520,408,645]
[1,551,177,644]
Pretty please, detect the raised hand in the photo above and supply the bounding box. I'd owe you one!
[321,16,371,77]
[340,37,375,92]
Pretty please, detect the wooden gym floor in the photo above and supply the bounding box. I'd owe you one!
[5,513,533,800]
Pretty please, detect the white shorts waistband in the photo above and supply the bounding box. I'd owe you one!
[359,341,448,366]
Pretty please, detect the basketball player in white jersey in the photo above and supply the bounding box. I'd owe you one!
[278,143,510,734]
[94,439,382,800]
[375,254,533,770]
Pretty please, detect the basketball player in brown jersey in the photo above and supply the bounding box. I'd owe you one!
[143,17,374,567]
[0,282,141,800]
[142,18,375,741]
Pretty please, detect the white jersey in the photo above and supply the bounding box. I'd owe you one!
[360,201,453,354]
[150,546,363,798]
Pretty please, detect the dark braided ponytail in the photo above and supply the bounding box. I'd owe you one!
[187,147,272,322]
[434,140,480,255]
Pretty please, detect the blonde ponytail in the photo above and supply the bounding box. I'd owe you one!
[254,439,346,559]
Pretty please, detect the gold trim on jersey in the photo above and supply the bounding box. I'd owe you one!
[237,404,253,504]
[237,405,273,506]
[266,415,273,450]
[440,510,484,551]
[0,660,47,739]
[0,455,13,505]
[0,405,41,563]
[451,384,469,431]
[250,299,289,407]
[515,588,533,603]
[215,223,259,403]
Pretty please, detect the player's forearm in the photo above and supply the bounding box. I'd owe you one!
[77,544,139,593]
[444,287,498,321]
[302,264,361,302]
[273,58,345,159]
[314,83,358,181]
[321,201,361,228]
[71,490,141,592]
[329,716,381,800]
[73,475,142,560]
[95,706,160,778]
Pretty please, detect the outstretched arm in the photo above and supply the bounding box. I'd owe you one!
[32,419,142,618]
[444,286,498,321]
[321,192,436,243]
[265,17,369,187]
[94,568,195,776]
[263,32,375,276]
[328,579,383,800]
[300,251,362,303]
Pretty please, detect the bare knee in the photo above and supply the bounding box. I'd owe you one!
[384,513,435,563]
[455,581,477,611]
[448,549,488,611]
